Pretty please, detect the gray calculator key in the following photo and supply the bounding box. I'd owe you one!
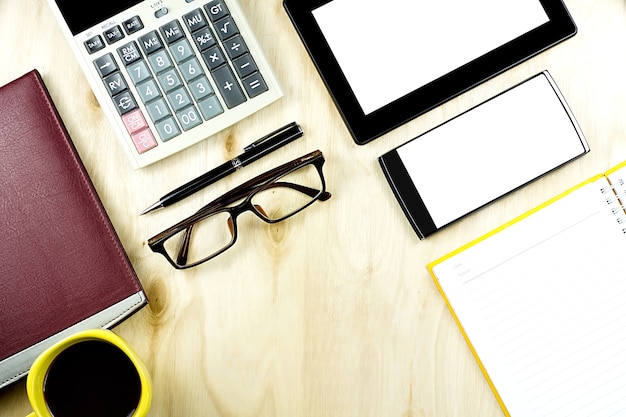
[85,35,105,54]
[214,16,239,41]
[155,116,181,141]
[94,53,118,77]
[188,76,214,100]
[157,68,183,92]
[169,38,195,63]
[127,60,152,85]
[179,57,204,82]
[242,73,268,98]
[183,9,209,33]
[176,106,203,131]
[223,35,247,60]
[138,31,164,55]
[205,0,230,22]
[104,25,125,45]
[232,54,257,78]
[103,72,128,97]
[117,41,143,66]
[192,27,217,51]
[123,16,144,35]
[136,79,162,103]
[148,50,174,74]
[211,65,246,108]
[167,87,193,111]
[146,98,172,121]
[160,20,184,45]
[113,91,138,115]
[202,46,226,70]
[197,95,224,120]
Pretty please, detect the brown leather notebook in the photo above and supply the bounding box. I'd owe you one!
[0,70,147,389]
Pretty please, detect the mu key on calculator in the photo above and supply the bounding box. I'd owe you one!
[46,0,282,168]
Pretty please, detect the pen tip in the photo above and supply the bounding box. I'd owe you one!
[140,201,163,215]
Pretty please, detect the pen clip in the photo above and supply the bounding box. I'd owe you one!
[243,121,300,152]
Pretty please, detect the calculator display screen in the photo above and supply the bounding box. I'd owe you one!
[312,0,549,115]
[54,0,143,35]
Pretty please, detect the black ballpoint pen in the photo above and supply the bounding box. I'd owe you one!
[141,122,304,215]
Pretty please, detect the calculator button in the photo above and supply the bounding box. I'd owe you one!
[131,129,158,154]
[138,31,164,55]
[242,73,268,98]
[178,58,203,83]
[104,25,125,45]
[223,35,248,60]
[188,76,214,100]
[155,117,181,141]
[176,106,203,131]
[205,0,230,22]
[183,9,209,33]
[214,16,239,41]
[157,68,183,92]
[167,87,193,112]
[136,79,162,103]
[84,35,105,54]
[154,7,169,18]
[94,54,118,78]
[117,41,143,66]
[197,95,223,120]
[211,65,246,108]
[169,39,195,63]
[202,46,226,70]
[232,54,257,78]
[127,60,152,85]
[122,109,149,134]
[160,20,185,45]
[103,72,128,97]
[192,27,217,51]
[123,16,144,35]
[113,91,138,115]
[146,98,172,122]
[148,50,174,74]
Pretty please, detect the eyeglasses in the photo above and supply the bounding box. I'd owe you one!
[148,150,331,269]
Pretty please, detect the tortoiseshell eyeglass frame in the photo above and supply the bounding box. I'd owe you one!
[148,150,331,269]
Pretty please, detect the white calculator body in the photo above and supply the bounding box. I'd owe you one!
[46,0,282,168]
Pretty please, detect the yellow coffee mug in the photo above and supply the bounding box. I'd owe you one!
[25,329,151,417]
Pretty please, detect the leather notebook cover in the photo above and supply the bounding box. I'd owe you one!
[0,70,147,389]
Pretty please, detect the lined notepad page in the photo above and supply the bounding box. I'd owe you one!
[431,172,626,416]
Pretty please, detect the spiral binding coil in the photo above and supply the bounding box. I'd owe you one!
[600,178,626,233]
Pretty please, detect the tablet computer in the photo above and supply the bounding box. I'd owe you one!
[283,0,577,145]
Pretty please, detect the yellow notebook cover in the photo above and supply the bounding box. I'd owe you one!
[427,161,626,417]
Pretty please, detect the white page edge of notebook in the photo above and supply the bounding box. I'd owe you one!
[396,71,588,228]
[0,292,146,390]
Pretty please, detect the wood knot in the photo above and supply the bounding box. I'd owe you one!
[223,131,238,159]
[146,278,168,320]
[265,221,287,246]
[87,90,100,110]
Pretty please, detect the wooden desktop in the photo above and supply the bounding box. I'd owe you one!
[1,1,624,416]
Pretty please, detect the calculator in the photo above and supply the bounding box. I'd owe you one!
[46,0,282,168]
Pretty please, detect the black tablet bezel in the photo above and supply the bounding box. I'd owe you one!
[283,0,577,145]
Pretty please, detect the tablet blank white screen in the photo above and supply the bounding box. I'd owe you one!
[313,0,549,115]
[396,74,586,228]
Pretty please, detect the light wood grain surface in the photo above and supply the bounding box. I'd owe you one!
[1,1,625,416]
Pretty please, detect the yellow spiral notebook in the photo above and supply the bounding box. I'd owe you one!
[428,161,626,416]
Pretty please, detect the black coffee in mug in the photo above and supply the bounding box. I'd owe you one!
[43,340,142,417]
